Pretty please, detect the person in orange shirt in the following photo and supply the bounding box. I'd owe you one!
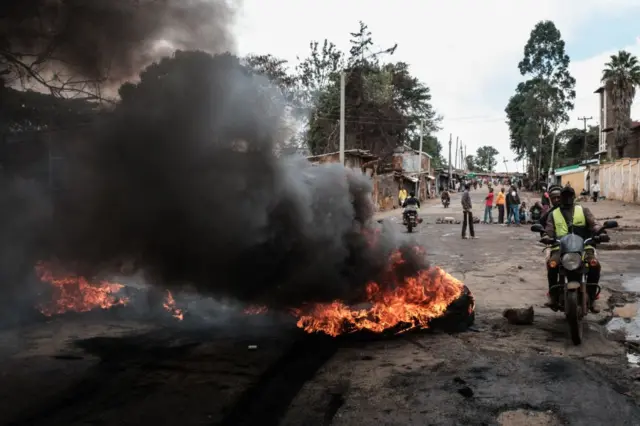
[495,187,506,224]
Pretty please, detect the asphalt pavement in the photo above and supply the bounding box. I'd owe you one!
[2,188,640,425]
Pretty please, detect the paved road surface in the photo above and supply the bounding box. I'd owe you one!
[2,189,640,425]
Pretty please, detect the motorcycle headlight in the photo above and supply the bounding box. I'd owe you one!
[561,253,582,271]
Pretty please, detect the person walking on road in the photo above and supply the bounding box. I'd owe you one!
[398,187,408,207]
[496,187,506,224]
[483,188,494,224]
[591,180,600,202]
[461,184,476,239]
[506,185,521,226]
[506,187,513,224]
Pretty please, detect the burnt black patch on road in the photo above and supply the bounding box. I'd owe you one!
[385,350,640,425]
[218,333,338,426]
[3,287,475,426]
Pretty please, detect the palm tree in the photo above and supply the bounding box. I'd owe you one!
[601,50,640,158]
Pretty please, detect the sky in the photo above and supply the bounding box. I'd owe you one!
[233,0,640,171]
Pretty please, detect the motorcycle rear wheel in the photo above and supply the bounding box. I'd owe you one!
[407,224,413,233]
[565,291,583,345]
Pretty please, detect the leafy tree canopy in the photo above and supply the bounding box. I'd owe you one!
[465,155,476,172]
[475,146,499,172]
[506,20,575,180]
[555,126,599,167]
[601,50,640,157]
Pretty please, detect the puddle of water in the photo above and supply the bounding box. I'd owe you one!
[607,317,640,342]
[621,274,640,292]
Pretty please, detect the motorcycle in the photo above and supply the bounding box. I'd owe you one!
[530,220,618,345]
[403,205,423,233]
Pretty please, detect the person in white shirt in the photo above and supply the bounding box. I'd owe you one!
[590,180,600,202]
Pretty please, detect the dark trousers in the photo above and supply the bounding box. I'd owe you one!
[462,211,475,237]
[548,248,600,300]
[592,191,599,202]
[497,205,505,223]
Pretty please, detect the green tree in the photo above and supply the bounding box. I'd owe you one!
[475,146,499,172]
[244,54,299,106]
[510,20,575,181]
[301,22,439,160]
[601,50,640,158]
[556,126,599,167]
[465,155,476,171]
[295,40,344,109]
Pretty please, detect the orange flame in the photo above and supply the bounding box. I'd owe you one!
[35,261,128,316]
[292,265,464,337]
[163,290,184,320]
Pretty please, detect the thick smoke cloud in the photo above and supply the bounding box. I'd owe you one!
[54,50,424,308]
[1,0,238,83]
[1,0,428,314]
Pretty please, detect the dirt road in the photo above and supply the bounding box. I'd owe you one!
[2,189,640,425]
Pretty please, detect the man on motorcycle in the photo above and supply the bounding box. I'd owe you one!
[402,191,421,223]
[543,186,603,312]
[538,185,562,232]
[440,188,450,206]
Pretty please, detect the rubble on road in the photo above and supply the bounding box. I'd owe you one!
[502,306,534,325]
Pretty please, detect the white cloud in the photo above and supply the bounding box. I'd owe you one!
[234,0,640,170]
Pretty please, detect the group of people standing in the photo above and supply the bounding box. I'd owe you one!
[481,186,523,225]
[460,184,524,238]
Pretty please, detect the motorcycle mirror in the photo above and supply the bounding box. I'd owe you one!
[602,220,619,229]
[530,224,543,233]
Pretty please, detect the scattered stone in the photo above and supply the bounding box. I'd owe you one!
[457,386,473,398]
[503,306,534,325]
[436,216,460,224]
[613,303,638,319]
[453,377,466,385]
[519,277,526,282]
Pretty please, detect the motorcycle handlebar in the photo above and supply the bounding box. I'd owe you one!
[539,235,610,246]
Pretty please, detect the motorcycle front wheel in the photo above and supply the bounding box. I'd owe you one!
[565,291,583,345]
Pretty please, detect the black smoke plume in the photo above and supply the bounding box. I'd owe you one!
[1,0,429,315]
[1,0,237,83]
[54,50,426,309]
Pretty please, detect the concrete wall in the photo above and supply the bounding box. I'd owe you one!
[559,170,587,192]
[373,173,398,211]
[596,158,640,203]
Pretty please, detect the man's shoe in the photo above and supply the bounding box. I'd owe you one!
[544,293,559,311]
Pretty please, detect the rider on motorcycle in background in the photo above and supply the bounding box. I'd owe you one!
[441,188,450,205]
[402,191,421,222]
[542,186,603,312]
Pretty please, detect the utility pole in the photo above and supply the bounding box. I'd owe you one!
[339,71,346,166]
[537,124,544,185]
[418,119,424,171]
[464,145,467,167]
[578,116,593,162]
[460,144,463,171]
[418,119,424,197]
[448,134,453,189]
[454,137,459,169]
[503,157,509,173]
